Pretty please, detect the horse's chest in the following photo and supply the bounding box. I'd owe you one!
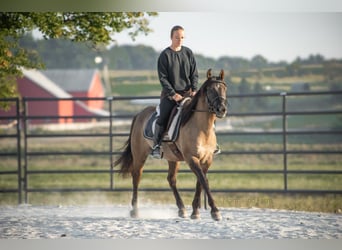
[196,142,215,160]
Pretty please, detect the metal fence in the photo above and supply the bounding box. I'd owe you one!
[1,91,342,204]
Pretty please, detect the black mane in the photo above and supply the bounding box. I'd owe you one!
[180,78,213,126]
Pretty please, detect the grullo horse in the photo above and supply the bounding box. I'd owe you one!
[114,69,228,221]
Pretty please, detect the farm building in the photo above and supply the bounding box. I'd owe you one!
[0,69,108,125]
[42,69,105,110]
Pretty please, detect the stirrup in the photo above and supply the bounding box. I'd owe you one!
[214,144,221,155]
[151,145,162,159]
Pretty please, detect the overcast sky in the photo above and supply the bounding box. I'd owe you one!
[112,12,342,63]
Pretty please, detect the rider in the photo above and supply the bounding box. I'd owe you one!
[151,25,198,158]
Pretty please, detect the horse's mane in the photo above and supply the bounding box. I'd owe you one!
[181,79,212,126]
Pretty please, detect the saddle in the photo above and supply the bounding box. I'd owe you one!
[143,97,191,142]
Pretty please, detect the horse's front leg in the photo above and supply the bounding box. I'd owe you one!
[167,161,187,218]
[191,180,202,219]
[189,157,222,221]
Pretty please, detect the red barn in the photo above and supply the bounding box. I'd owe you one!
[0,69,108,125]
[17,69,74,124]
[42,69,105,110]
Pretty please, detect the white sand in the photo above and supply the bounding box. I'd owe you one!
[0,204,341,239]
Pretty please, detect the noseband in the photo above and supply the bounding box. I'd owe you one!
[194,80,227,114]
[207,94,227,113]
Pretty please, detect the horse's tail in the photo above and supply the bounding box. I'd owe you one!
[113,115,137,178]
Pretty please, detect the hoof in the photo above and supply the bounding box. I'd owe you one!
[211,211,222,221]
[130,209,139,218]
[178,209,187,218]
[190,212,200,220]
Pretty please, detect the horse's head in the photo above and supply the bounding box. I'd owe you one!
[204,69,228,118]
[181,69,228,125]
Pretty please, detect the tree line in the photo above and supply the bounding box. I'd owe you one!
[19,34,341,74]
[0,12,157,103]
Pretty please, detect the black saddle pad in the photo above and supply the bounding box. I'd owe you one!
[143,98,191,142]
[143,111,158,140]
[143,110,182,142]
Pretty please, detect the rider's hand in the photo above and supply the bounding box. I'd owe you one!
[172,93,183,102]
[190,91,197,97]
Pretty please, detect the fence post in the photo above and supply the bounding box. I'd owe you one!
[108,97,114,190]
[280,92,288,191]
[15,98,22,204]
[22,98,29,203]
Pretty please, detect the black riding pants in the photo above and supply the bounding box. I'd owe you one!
[156,96,177,128]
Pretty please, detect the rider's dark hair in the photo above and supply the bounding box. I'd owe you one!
[170,25,184,38]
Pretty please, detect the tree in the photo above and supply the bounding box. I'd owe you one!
[215,56,249,71]
[286,60,301,77]
[236,77,251,112]
[0,12,157,102]
[195,54,216,71]
[19,34,100,69]
[323,59,341,83]
[253,82,266,108]
[250,55,268,70]
[238,77,250,95]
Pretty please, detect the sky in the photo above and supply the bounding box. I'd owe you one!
[112,12,342,63]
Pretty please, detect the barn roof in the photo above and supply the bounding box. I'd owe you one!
[41,69,98,92]
[22,69,72,98]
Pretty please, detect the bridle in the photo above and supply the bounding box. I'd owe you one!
[193,80,227,114]
[207,94,227,113]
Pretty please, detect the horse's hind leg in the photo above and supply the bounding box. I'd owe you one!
[130,166,143,218]
[167,161,187,218]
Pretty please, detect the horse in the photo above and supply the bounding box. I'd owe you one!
[114,69,228,221]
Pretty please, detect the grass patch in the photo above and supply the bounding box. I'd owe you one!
[112,83,160,96]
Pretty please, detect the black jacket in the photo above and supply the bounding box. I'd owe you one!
[157,46,198,97]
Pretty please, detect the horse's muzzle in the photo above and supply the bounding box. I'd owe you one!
[215,104,227,118]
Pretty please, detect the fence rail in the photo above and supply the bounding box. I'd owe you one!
[0,91,342,204]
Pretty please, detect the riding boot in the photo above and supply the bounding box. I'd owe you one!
[151,124,165,159]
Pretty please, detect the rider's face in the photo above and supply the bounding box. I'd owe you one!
[171,29,185,49]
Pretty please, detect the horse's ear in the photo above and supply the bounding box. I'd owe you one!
[207,68,212,79]
[219,69,224,80]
